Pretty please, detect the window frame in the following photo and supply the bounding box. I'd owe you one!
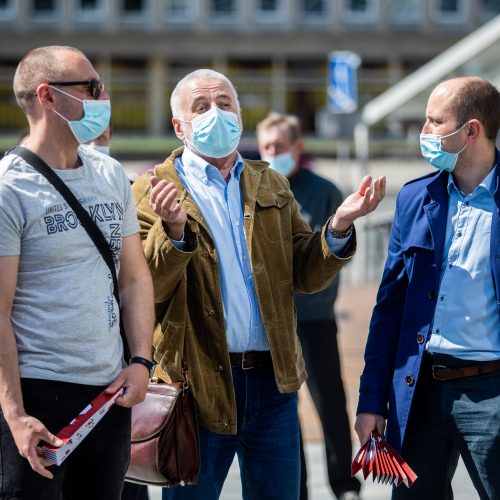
[432,0,468,24]
[343,0,378,24]
[388,0,422,25]
[255,0,286,24]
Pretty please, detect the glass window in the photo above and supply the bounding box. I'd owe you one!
[438,0,458,13]
[259,0,279,11]
[344,0,375,22]
[434,0,466,23]
[76,0,105,20]
[123,0,143,12]
[33,0,55,11]
[348,0,368,12]
[388,0,420,23]
[256,0,286,22]
[211,0,236,15]
[79,0,98,8]
[301,0,325,15]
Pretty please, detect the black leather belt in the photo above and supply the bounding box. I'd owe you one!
[229,351,271,370]
[425,353,500,381]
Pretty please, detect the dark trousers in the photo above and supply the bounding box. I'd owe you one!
[0,378,131,500]
[297,319,361,499]
[392,359,500,500]
[121,482,149,500]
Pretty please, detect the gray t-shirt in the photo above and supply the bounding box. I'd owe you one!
[0,146,139,385]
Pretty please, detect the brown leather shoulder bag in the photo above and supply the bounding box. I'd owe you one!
[125,377,200,487]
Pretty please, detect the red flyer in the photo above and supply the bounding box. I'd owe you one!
[43,387,124,465]
[351,430,418,488]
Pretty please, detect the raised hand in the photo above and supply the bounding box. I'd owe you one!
[149,176,187,240]
[330,175,386,232]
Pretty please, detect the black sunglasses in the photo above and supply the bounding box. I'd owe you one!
[48,79,104,99]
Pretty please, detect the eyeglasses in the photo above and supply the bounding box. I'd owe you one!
[47,80,104,99]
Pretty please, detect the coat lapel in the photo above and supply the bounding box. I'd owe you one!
[424,172,449,270]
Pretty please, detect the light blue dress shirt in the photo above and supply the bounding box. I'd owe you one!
[428,166,500,360]
[173,148,349,353]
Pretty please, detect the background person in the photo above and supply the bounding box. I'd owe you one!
[85,121,112,156]
[0,45,154,500]
[132,68,385,500]
[355,76,500,500]
[257,112,362,500]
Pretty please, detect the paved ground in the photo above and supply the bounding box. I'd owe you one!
[146,284,478,500]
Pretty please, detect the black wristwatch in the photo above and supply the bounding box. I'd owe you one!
[129,356,155,377]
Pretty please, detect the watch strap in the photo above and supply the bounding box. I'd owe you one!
[130,356,155,375]
[328,221,353,239]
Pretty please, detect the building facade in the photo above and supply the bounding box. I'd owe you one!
[1,0,499,135]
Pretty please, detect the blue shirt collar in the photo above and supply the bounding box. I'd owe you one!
[180,147,245,183]
[447,164,497,197]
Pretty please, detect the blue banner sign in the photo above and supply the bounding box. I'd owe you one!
[328,51,361,114]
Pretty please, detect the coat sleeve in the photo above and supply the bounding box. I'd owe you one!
[357,193,408,417]
[291,192,356,294]
[132,173,197,304]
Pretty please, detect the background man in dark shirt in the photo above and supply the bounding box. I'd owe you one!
[257,112,361,500]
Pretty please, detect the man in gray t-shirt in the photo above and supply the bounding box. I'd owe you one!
[0,46,154,500]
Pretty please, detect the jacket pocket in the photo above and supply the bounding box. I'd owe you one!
[153,319,185,376]
[255,188,293,244]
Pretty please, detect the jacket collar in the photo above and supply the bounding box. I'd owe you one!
[154,147,269,236]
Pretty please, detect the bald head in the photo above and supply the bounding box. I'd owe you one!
[432,77,500,141]
[13,46,88,115]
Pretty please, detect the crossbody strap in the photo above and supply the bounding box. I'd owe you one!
[10,146,130,360]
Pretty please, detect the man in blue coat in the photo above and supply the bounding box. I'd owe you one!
[355,76,500,500]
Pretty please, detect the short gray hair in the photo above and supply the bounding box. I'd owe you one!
[13,46,86,114]
[170,69,239,120]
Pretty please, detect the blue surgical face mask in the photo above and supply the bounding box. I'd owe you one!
[263,152,296,177]
[51,86,111,144]
[184,107,241,158]
[419,122,469,173]
[86,144,110,156]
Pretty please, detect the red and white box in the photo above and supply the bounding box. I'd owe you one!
[43,387,124,465]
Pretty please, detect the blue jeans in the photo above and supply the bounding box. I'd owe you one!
[0,378,131,500]
[162,362,300,500]
[392,360,500,500]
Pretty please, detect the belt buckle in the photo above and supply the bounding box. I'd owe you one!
[432,364,446,380]
[241,352,254,370]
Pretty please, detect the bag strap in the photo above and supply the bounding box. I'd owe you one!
[10,146,130,360]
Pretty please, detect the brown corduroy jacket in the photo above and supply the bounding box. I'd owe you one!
[132,147,356,434]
